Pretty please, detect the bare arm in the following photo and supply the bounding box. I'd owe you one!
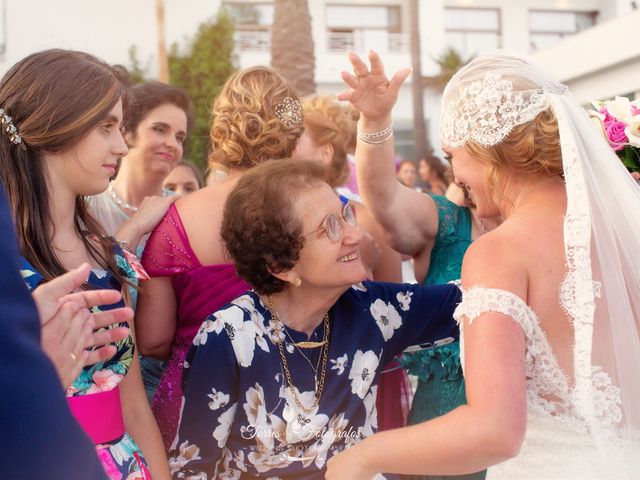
[355,203,402,282]
[119,315,171,479]
[326,236,529,478]
[135,276,178,360]
[115,196,177,250]
[339,51,439,256]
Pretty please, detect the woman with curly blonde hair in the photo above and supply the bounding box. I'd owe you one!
[135,66,305,449]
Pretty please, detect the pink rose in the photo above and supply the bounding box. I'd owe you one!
[631,105,640,116]
[86,369,123,394]
[606,121,628,151]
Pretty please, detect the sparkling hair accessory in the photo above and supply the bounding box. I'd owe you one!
[274,97,303,128]
[0,108,26,150]
[440,55,568,148]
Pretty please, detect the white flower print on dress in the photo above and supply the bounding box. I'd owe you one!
[193,317,219,346]
[216,307,263,367]
[282,387,329,444]
[168,440,201,473]
[213,403,238,448]
[231,295,270,353]
[242,383,285,451]
[207,387,230,411]
[330,354,348,375]
[348,350,380,399]
[306,412,349,469]
[369,299,402,340]
[396,290,413,311]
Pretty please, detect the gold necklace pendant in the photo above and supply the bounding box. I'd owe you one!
[292,340,327,349]
[265,295,331,414]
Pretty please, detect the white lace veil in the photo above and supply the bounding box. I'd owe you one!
[440,51,640,476]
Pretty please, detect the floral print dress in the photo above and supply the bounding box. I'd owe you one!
[170,281,460,479]
[21,248,151,480]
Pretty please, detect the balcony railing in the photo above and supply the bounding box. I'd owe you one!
[327,32,409,53]
[232,30,410,54]
[234,30,271,51]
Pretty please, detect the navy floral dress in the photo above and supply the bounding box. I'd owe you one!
[21,248,151,480]
[170,281,460,479]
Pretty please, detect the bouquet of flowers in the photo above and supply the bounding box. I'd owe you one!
[589,96,640,174]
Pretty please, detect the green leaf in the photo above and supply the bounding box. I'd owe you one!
[620,146,640,173]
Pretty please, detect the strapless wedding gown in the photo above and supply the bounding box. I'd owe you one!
[454,287,639,480]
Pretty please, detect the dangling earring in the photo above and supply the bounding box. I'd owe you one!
[293,278,302,288]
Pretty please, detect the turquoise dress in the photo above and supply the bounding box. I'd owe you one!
[399,195,486,480]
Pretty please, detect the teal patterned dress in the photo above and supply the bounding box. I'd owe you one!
[20,246,151,480]
[399,195,486,480]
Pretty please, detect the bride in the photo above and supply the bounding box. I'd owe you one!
[325,51,640,479]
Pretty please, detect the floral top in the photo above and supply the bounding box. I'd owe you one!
[20,247,151,480]
[170,281,460,479]
[21,251,135,396]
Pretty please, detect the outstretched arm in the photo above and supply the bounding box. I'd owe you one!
[326,236,529,478]
[338,51,439,257]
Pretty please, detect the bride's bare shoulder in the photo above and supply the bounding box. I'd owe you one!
[460,227,529,296]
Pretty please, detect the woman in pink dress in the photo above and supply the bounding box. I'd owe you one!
[136,66,305,449]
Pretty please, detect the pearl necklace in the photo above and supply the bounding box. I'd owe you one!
[108,181,138,213]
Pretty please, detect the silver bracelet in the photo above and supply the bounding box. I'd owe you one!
[358,122,394,145]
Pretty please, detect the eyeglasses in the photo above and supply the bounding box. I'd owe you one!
[304,202,358,242]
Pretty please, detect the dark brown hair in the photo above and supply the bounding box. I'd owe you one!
[0,49,130,284]
[123,81,194,140]
[209,66,304,171]
[221,159,326,294]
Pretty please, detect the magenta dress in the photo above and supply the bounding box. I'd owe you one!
[141,204,250,450]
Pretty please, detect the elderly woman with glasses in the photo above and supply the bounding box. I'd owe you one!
[169,159,461,479]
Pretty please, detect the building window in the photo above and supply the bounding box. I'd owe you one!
[529,10,597,51]
[325,5,406,53]
[444,7,501,58]
[222,2,274,51]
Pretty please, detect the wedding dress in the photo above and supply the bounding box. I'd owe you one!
[440,52,640,479]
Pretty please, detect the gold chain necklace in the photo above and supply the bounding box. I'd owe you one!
[266,296,330,414]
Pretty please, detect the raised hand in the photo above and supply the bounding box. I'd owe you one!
[116,194,178,250]
[337,50,411,123]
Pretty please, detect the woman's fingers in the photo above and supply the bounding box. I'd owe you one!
[86,345,118,366]
[86,326,130,350]
[341,70,360,89]
[62,288,122,310]
[389,67,412,95]
[91,307,133,330]
[368,50,386,77]
[348,51,370,78]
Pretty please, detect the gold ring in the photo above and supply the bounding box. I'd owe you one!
[353,69,370,80]
[69,351,77,362]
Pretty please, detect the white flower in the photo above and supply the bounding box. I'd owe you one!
[396,290,413,311]
[370,299,402,340]
[217,307,262,367]
[625,117,640,148]
[605,96,634,124]
[168,440,201,473]
[193,317,218,346]
[348,350,379,399]
[231,295,270,353]
[306,412,349,469]
[207,388,230,411]
[330,353,348,375]
[242,383,285,451]
[351,282,368,292]
[282,387,329,444]
[213,403,238,448]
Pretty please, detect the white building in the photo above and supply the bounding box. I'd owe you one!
[1,0,638,157]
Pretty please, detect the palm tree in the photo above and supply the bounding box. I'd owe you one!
[271,0,316,96]
[409,0,429,159]
[156,0,169,82]
[424,47,474,90]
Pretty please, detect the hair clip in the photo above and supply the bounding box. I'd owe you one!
[0,108,26,150]
[274,97,303,128]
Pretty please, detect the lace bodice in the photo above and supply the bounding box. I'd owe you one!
[454,287,587,431]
